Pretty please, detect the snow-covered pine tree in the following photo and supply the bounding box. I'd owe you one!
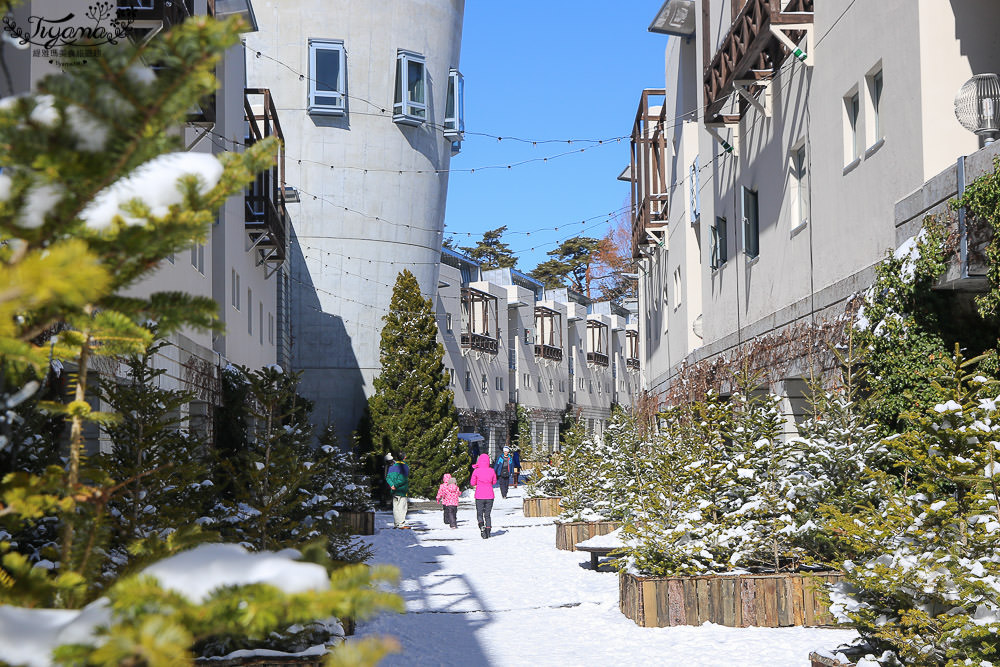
[214,365,321,552]
[786,336,889,566]
[717,373,797,572]
[368,269,466,498]
[557,410,606,521]
[830,347,1000,666]
[0,12,276,609]
[95,339,214,576]
[619,401,702,575]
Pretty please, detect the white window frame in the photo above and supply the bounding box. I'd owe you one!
[232,269,240,311]
[843,89,861,165]
[790,142,809,231]
[742,186,760,259]
[308,39,346,116]
[393,50,427,125]
[444,68,464,140]
[865,66,884,147]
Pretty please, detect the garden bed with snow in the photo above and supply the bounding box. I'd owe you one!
[619,569,844,629]
[522,496,562,517]
[555,519,621,551]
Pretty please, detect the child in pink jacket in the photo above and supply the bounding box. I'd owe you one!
[469,453,497,539]
[436,473,460,529]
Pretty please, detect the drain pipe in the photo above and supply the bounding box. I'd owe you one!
[957,155,968,280]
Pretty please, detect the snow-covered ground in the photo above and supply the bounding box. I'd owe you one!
[353,485,857,666]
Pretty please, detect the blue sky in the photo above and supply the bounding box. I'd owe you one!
[443,2,670,273]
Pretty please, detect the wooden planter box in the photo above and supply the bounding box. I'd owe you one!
[619,570,843,628]
[555,520,621,552]
[809,653,855,667]
[522,496,562,517]
[337,509,375,535]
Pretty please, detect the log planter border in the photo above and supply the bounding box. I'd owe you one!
[336,509,375,535]
[554,520,621,552]
[522,496,562,517]
[809,653,856,667]
[619,570,844,628]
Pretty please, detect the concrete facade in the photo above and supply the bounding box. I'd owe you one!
[1,1,281,447]
[245,1,465,437]
[634,0,1000,399]
[438,255,642,455]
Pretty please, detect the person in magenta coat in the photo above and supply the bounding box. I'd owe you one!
[469,453,497,539]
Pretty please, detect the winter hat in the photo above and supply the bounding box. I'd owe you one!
[503,446,510,452]
[443,473,453,483]
[384,453,394,462]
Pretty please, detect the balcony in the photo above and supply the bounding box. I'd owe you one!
[244,88,287,267]
[626,358,640,371]
[117,0,193,29]
[587,352,609,367]
[461,287,500,355]
[630,89,669,258]
[534,344,563,362]
[461,332,499,354]
[703,0,813,122]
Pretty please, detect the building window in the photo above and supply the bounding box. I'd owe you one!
[524,328,531,344]
[537,376,542,393]
[672,267,682,310]
[308,39,346,115]
[444,68,464,140]
[189,244,204,274]
[247,288,253,335]
[711,216,728,269]
[232,270,240,310]
[393,50,426,125]
[495,376,503,391]
[259,302,263,345]
[844,91,861,164]
[791,144,809,229]
[549,378,553,394]
[559,380,565,392]
[866,68,883,145]
[481,373,488,392]
[742,187,759,258]
[268,313,274,344]
[465,371,471,392]
[446,313,452,332]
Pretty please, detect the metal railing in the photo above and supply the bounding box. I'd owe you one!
[461,332,499,354]
[534,344,563,362]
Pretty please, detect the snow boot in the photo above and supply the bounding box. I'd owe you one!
[480,526,488,539]
[484,526,491,539]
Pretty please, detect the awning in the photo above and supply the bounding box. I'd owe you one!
[457,433,484,442]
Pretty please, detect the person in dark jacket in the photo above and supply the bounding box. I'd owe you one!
[385,452,410,528]
[493,446,516,499]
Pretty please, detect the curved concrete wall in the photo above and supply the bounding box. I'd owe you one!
[246,0,465,436]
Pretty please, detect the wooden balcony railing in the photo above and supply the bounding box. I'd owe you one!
[244,88,287,265]
[534,344,563,362]
[461,332,499,354]
[587,352,609,367]
[703,0,813,121]
[630,89,670,258]
[626,358,640,371]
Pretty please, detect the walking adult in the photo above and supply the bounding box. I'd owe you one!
[470,452,497,539]
[493,446,515,499]
[385,452,410,529]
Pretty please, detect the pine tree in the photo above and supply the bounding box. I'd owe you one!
[459,225,517,269]
[95,339,214,577]
[368,269,467,499]
[558,411,604,521]
[829,347,1000,666]
[0,12,276,609]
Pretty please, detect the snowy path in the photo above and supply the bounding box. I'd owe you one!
[353,485,856,666]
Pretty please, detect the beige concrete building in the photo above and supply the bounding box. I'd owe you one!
[1,0,285,445]
[245,1,466,437]
[630,0,1000,407]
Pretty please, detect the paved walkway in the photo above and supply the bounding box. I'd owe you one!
[352,485,856,666]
